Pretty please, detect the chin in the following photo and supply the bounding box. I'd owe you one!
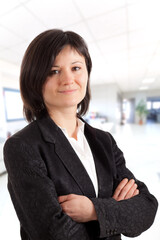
[64,97,83,106]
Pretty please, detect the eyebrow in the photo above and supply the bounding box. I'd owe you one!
[71,61,84,64]
[52,61,84,68]
[52,65,60,68]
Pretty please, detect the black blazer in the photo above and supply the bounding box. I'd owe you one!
[4,115,158,240]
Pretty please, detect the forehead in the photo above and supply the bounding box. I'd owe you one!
[54,45,85,62]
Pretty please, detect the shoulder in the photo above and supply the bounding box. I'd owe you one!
[11,120,39,140]
[4,121,48,178]
[4,120,40,153]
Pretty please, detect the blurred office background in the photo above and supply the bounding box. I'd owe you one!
[0,0,160,239]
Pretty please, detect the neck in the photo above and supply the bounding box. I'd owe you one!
[48,108,78,139]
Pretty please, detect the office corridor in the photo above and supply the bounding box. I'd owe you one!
[0,123,160,240]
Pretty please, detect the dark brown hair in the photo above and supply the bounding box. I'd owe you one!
[20,29,92,122]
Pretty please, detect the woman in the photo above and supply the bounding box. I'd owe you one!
[4,29,158,240]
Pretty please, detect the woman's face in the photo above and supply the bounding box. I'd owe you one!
[42,45,88,114]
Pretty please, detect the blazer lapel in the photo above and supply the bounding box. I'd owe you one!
[37,115,96,198]
[55,133,96,198]
[84,122,114,198]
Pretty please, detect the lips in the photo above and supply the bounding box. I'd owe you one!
[58,89,77,94]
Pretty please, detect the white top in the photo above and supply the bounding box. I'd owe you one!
[58,119,98,197]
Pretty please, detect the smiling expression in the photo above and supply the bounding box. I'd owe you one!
[42,45,88,114]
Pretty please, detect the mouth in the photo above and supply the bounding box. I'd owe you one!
[58,89,78,94]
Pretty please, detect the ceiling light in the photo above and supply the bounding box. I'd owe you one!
[142,78,155,84]
[139,86,149,91]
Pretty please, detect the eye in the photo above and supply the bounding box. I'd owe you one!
[49,69,60,76]
[53,69,60,74]
[72,66,80,71]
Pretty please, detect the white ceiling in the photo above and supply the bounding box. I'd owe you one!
[0,0,160,92]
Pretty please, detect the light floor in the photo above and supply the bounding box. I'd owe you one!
[0,123,160,240]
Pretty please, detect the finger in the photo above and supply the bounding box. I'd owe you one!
[113,178,128,199]
[58,194,78,204]
[60,202,73,218]
[117,179,135,201]
[124,183,138,199]
[58,195,68,203]
[133,189,139,197]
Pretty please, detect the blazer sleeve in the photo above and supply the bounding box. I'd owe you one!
[91,132,158,239]
[4,137,91,240]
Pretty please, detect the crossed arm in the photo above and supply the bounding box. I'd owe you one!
[58,178,139,223]
[4,136,158,239]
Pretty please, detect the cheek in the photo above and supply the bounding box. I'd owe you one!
[80,78,88,99]
[42,84,54,103]
[81,71,88,87]
[43,78,57,96]
[42,84,49,99]
[83,74,88,92]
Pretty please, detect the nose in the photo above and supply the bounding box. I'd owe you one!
[60,69,74,85]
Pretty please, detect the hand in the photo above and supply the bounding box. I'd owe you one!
[58,194,97,222]
[112,178,139,201]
